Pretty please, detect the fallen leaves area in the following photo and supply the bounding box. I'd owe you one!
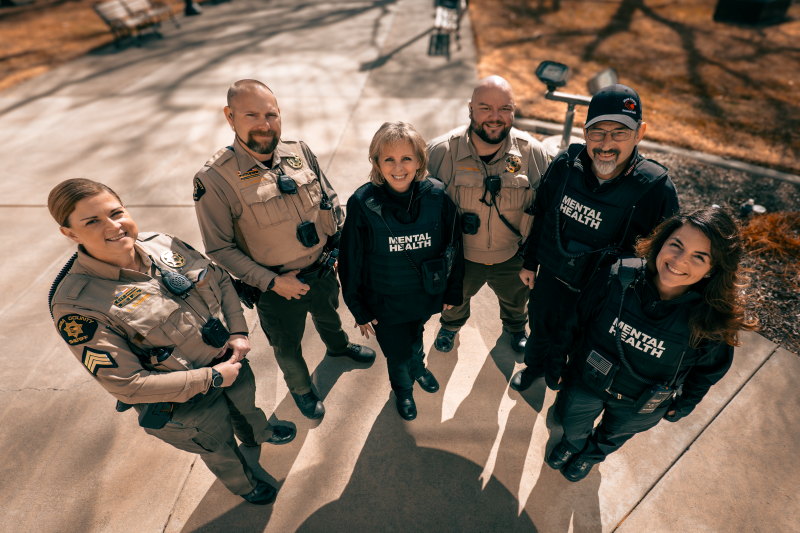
[470,0,800,174]
[0,0,184,93]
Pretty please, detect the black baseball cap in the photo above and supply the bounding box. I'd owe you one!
[585,84,642,130]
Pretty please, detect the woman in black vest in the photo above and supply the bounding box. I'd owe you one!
[545,206,756,482]
[339,122,465,420]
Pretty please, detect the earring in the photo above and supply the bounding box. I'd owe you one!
[703,273,711,278]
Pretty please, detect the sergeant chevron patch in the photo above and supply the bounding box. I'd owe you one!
[81,347,118,375]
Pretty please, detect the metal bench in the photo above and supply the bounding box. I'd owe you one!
[93,0,179,47]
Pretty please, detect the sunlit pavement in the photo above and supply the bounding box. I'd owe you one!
[0,1,797,532]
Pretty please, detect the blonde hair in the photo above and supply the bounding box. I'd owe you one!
[48,179,122,227]
[368,122,428,186]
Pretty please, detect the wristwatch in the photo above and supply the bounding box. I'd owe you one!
[211,368,224,388]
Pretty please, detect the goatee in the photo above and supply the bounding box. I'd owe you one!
[469,118,511,145]
[243,131,279,155]
[592,148,620,177]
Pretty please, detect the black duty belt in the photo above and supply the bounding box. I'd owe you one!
[268,255,324,276]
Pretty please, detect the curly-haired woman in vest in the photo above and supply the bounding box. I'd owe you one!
[545,206,756,482]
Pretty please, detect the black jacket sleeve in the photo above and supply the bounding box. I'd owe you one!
[665,342,734,422]
[338,196,376,326]
[619,174,680,252]
[523,155,563,272]
[443,194,465,307]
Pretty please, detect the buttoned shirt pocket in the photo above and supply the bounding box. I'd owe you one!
[112,285,183,347]
[186,263,223,319]
[453,170,485,212]
[240,180,292,229]
[497,172,533,214]
[292,169,322,212]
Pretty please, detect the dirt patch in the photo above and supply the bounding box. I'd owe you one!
[0,0,184,93]
[471,0,800,175]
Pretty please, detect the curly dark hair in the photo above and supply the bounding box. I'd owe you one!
[635,206,757,347]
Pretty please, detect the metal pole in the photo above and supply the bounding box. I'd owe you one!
[561,103,575,151]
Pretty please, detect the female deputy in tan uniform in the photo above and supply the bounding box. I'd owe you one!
[48,178,293,505]
[339,122,465,421]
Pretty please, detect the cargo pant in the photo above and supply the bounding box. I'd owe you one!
[440,255,529,333]
[256,273,350,395]
[143,359,274,495]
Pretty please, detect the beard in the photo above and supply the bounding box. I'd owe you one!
[242,130,279,154]
[591,147,621,176]
[469,117,512,145]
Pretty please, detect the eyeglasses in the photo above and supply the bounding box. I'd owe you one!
[585,129,634,142]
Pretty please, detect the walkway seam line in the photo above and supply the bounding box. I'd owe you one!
[161,456,198,533]
[611,344,780,532]
[322,3,398,175]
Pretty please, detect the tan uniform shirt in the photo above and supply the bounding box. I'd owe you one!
[427,126,550,264]
[193,138,344,291]
[50,233,249,404]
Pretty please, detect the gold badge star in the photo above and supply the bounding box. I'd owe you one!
[64,320,83,338]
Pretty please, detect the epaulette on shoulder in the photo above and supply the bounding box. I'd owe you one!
[137,232,160,242]
[280,139,299,146]
[206,146,235,168]
[635,157,669,180]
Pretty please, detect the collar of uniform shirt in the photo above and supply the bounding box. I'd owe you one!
[253,152,281,171]
[73,245,153,281]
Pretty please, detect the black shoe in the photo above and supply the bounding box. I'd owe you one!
[241,480,278,505]
[509,367,541,392]
[327,343,376,363]
[545,443,574,470]
[505,328,528,353]
[396,397,417,420]
[434,328,457,352]
[265,425,296,445]
[415,369,439,393]
[561,455,593,482]
[292,391,325,419]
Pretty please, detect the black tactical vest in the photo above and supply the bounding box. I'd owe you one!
[356,180,446,295]
[577,260,693,399]
[537,144,668,288]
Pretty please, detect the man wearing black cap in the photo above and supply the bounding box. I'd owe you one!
[510,84,680,392]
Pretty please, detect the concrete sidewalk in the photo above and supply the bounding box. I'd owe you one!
[0,0,797,531]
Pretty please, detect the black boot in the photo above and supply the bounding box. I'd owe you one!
[327,343,376,363]
[561,455,594,482]
[545,443,574,470]
[396,396,417,421]
[241,480,278,505]
[292,390,325,419]
[509,367,542,392]
[415,369,439,393]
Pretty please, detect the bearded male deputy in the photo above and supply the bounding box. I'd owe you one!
[427,76,550,354]
[510,84,679,393]
[193,80,375,420]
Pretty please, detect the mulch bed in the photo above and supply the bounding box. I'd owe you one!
[470,0,800,175]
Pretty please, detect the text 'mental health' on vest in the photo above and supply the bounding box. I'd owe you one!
[609,317,667,358]
[388,233,433,252]
[560,194,603,230]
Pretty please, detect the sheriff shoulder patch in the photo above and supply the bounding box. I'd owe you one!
[114,287,142,308]
[506,154,522,173]
[193,177,205,201]
[81,347,117,375]
[285,155,303,169]
[58,314,98,346]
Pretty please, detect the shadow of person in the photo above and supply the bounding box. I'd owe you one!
[523,402,603,532]
[177,353,369,532]
[296,398,538,533]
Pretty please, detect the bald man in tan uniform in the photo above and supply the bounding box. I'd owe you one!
[193,80,375,420]
[427,76,550,354]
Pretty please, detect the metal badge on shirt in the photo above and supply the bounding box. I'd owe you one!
[285,155,303,169]
[161,251,186,268]
[505,155,522,173]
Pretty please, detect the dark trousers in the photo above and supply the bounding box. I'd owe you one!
[559,376,669,464]
[374,316,429,399]
[524,268,581,378]
[143,360,273,495]
[440,255,529,332]
[256,273,350,395]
